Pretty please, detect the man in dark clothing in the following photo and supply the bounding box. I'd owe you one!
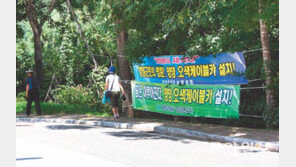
[25,70,41,116]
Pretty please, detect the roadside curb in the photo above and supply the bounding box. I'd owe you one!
[16,117,279,152]
[154,126,279,152]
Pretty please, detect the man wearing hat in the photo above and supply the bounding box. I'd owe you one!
[25,70,41,116]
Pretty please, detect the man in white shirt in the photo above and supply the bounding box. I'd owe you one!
[105,66,125,119]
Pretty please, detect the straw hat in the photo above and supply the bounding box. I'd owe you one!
[25,69,35,73]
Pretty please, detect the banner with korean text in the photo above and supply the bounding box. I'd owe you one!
[133,52,248,85]
[132,81,240,118]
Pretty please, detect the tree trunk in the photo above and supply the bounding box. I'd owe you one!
[258,0,276,123]
[25,0,56,82]
[33,31,44,82]
[115,20,134,118]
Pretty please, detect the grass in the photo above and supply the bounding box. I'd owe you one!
[16,101,112,117]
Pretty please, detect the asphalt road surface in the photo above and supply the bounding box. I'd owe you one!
[16,122,279,167]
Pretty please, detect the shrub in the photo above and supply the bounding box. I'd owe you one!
[52,84,112,113]
[52,85,96,107]
[16,92,26,102]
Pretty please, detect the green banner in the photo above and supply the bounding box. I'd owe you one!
[132,81,240,118]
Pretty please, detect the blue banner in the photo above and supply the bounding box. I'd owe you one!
[133,52,248,85]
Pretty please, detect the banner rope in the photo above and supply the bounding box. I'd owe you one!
[121,81,268,89]
[248,79,263,82]
[119,104,264,118]
[243,48,262,53]
[241,86,266,90]
[122,105,133,108]
[239,114,264,118]
[121,106,265,118]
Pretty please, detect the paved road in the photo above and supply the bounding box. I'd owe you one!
[16,122,279,167]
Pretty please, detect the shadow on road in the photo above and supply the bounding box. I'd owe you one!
[16,157,43,161]
[105,130,191,144]
[46,125,95,130]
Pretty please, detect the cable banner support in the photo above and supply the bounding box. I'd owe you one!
[241,86,266,90]
[243,48,263,53]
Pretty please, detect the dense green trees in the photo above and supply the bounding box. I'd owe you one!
[16,0,279,128]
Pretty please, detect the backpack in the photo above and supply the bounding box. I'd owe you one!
[30,77,39,89]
